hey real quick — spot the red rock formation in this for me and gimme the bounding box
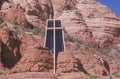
[57,52,79,73]
[11,46,53,73]
[19,35,44,56]
[74,45,110,76]
[1,72,56,79]
[52,0,77,17]
[0,37,5,70]
[55,0,120,48]
[0,0,118,49]
[0,28,21,69]
[0,0,120,79]
[0,37,2,54]
[74,0,120,47]
[0,5,27,26]
[0,0,54,28]
[57,52,88,74]
[38,0,54,19]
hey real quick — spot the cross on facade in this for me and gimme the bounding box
[44,19,65,74]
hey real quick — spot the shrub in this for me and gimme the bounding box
[0,72,7,76]
[65,36,75,42]
[113,73,120,78]
[32,27,45,37]
[0,18,4,25]
[75,40,84,48]
[88,75,98,79]
[11,20,18,25]
[13,25,45,36]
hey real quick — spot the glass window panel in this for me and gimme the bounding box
[48,20,54,27]
[55,30,64,53]
[55,20,61,27]
[45,30,54,53]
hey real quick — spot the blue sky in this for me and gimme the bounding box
[96,0,120,17]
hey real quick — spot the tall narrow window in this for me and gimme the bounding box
[44,19,65,74]
[45,19,65,54]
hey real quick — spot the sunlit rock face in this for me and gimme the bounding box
[12,0,54,22]
[0,28,21,69]
[53,0,120,48]
[11,46,53,73]
[0,0,54,28]
[75,0,120,39]
[0,0,120,79]
[0,38,5,71]
[1,0,119,44]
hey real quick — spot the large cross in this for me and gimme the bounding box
[44,19,65,74]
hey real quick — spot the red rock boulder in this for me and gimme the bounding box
[0,28,21,69]
[0,5,28,26]
[57,52,86,73]
[11,45,53,73]
[0,37,4,70]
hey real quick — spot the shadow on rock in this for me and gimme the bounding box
[1,30,22,69]
[77,59,89,74]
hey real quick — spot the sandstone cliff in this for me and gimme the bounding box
[55,0,120,48]
[0,0,120,79]
[0,0,54,28]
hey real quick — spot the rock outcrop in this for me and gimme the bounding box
[0,0,120,79]
[0,72,56,79]
[75,0,120,48]
[57,52,79,73]
[11,45,53,73]
[52,0,77,17]
[19,35,44,56]
[0,0,54,27]
[0,37,2,55]
[55,0,120,48]
[57,52,87,74]
[0,27,53,73]
[0,38,4,70]
[1,0,120,47]
[0,4,28,26]
[0,28,21,69]
[55,0,97,47]
[71,44,120,76]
